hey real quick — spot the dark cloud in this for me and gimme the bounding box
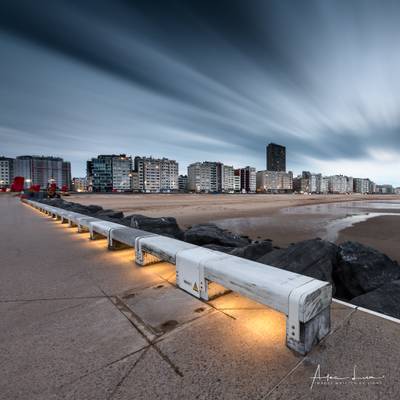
[1,0,400,183]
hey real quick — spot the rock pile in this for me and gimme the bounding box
[37,197,400,319]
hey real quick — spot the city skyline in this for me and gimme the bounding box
[1,1,400,184]
[1,149,398,188]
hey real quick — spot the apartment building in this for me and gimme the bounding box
[134,156,178,192]
[187,161,223,193]
[328,175,348,194]
[178,175,188,191]
[0,157,14,188]
[353,178,371,194]
[14,155,71,189]
[238,166,256,193]
[88,154,132,192]
[72,177,87,192]
[222,165,235,192]
[256,170,293,193]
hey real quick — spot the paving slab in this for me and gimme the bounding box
[121,281,212,335]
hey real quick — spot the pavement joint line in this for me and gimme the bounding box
[206,302,237,320]
[56,345,152,393]
[263,307,358,398]
[100,287,184,378]
[263,357,306,399]
[38,301,88,319]
[106,346,151,400]
[114,295,160,338]
[217,307,267,311]
[0,295,107,303]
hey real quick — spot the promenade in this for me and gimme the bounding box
[0,194,399,399]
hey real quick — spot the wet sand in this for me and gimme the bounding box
[68,193,399,227]
[337,215,400,262]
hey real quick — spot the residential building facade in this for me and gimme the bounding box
[375,184,394,194]
[130,171,140,191]
[233,171,241,192]
[266,143,286,172]
[0,157,14,188]
[72,177,87,192]
[178,175,188,191]
[292,171,321,193]
[237,166,256,193]
[321,177,329,193]
[187,161,223,193]
[14,156,71,189]
[134,156,178,192]
[256,170,293,193]
[346,177,354,193]
[112,155,132,191]
[88,154,132,192]
[328,175,348,194]
[222,165,235,192]
[354,178,371,194]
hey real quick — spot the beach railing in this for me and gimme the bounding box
[23,198,332,355]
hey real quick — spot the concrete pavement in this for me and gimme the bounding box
[1,194,399,399]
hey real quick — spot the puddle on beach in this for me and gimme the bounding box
[214,200,400,245]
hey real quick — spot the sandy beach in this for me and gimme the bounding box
[337,215,400,262]
[67,193,398,226]
[68,193,400,261]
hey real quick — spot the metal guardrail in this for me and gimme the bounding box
[23,199,332,355]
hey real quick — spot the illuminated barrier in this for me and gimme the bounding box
[175,246,331,354]
[135,235,197,265]
[109,227,155,250]
[87,220,152,248]
[23,199,332,355]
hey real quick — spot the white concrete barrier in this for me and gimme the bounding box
[88,220,124,240]
[135,235,197,265]
[109,226,155,250]
[23,199,332,355]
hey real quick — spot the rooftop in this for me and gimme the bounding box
[1,194,399,399]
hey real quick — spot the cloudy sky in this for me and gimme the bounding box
[1,0,400,184]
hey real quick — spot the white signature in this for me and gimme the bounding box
[310,364,385,390]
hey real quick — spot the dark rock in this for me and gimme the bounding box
[86,204,103,214]
[184,224,250,247]
[350,280,400,319]
[258,239,337,289]
[128,214,183,239]
[334,241,400,300]
[94,209,124,219]
[230,241,273,261]
[203,244,235,253]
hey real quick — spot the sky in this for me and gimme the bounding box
[1,0,400,185]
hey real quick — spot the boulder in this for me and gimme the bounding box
[334,241,400,300]
[230,241,273,261]
[128,214,183,239]
[94,209,124,219]
[350,280,400,319]
[258,239,337,289]
[203,244,235,253]
[86,204,103,214]
[184,224,250,247]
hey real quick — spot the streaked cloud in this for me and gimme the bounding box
[1,0,400,184]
